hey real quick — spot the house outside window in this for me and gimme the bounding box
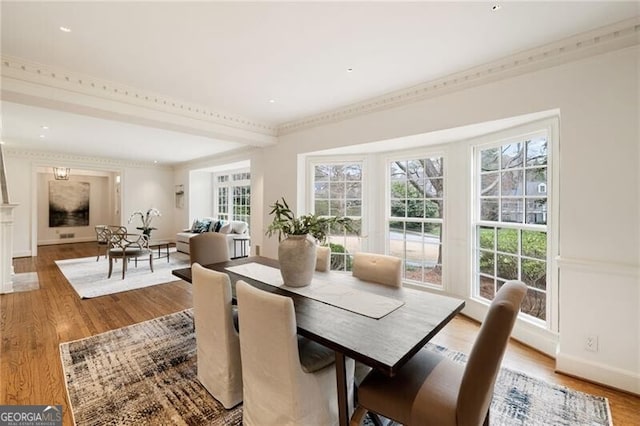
[388,156,444,286]
[474,135,549,322]
[311,162,363,271]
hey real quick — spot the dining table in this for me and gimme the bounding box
[172,256,465,426]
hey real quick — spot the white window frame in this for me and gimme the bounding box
[385,152,446,289]
[213,168,251,222]
[470,118,559,332]
[306,156,367,270]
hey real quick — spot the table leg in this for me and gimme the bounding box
[335,351,349,426]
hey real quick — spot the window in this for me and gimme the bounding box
[312,162,362,271]
[475,135,549,322]
[214,170,250,223]
[388,157,444,286]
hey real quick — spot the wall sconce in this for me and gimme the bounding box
[53,167,70,180]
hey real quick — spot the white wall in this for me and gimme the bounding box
[188,170,213,222]
[5,152,176,255]
[257,46,639,393]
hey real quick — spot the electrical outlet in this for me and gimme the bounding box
[585,335,598,352]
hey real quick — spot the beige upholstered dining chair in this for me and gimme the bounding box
[352,252,402,288]
[189,232,230,266]
[315,245,331,272]
[96,225,126,261]
[107,232,153,279]
[350,280,527,426]
[236,280,355,426]
[192,263,243,409]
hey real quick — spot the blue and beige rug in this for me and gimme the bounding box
[59,309,612,425]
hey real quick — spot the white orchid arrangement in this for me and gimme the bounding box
[128,208,161,229]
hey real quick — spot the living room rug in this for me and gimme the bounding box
[55,250,190,298]
[60,309,612,426]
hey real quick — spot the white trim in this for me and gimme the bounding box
[556,352,640,395]
[279,18,639,135]
[556,256,639,278]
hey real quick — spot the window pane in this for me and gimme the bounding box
[407,200,424,218]
[481,148,499,172]
[329,199,345,216]
[521,288,546,321]
[497,228,518,254]
[481,173,499,196]
[331,165,345,181]
[497,253,518,280]
[481,199,499,221]
[522,258,546,290]
[425,158,443,177]
[391,199,407,217]
[315,200,329,216]
[390,180,407,198]
[526,169,547,195]
[425,178,443,198]
[346,200,361,216]
[425,199,443,219]
[526,198,547,225]
[479,250,495,275]
[479,275,495,299]
[344,164,362,181]
[315,165,330,181]
[501,143,523,169]
[501,170,523,196]
[314,182,328,199]
[330,182,345,199]
[526,138,548,166]
[346,182,361,199]
[522,230,546,259]
[501,199,523,223]
[478,226,495,250]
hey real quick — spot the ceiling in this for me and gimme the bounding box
[1,1,638,165]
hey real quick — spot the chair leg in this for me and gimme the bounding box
[122,257,127,279]
[483,407,490,426]
[108,257,113,278]
[350,406,367,426]
[149,254,154,273]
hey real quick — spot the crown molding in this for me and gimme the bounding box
[278,17,640,136]
[4,146,169,170]
[1,55,277,137]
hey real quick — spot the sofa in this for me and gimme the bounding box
[176,218,250,259]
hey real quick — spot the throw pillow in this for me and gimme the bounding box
[213,220,223,233]
[219,222,232,234]
[193,219,212,233]
[232,221,248,234]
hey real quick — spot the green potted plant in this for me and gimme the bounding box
[266,198,357,286]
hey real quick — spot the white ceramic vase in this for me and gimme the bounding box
[278,234,317,287]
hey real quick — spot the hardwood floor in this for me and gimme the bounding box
[1,242,639,425]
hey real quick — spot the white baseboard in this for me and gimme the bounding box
[38,237,95,246]
[556,352,640,395]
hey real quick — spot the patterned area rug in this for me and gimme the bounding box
[60,310,612,426]
[55,250,190,298]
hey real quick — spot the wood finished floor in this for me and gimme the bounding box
[1,242,639,425]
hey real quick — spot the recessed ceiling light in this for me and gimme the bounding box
[0,141,5,145]
[59,26,72,33]
[39,134,45,138]
[41,125,49,130]
[491,4,501,11]
[153,160,158,164]
[347,68,354,73]
[269,99,276,104]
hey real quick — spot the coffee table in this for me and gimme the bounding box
[148,240,173,262]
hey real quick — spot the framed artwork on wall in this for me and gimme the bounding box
[49,181,90,227]
[175,184,184,209]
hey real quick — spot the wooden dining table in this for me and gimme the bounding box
[172,256,465,426]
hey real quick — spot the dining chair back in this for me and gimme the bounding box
[350,280,527,426]
[189,232,230,266]
[95,225,109,261]
[192,263,242,408]
[107,232,153,279]
[236,280,354,426]
[352,252,402,287]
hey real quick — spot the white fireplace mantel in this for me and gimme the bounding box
[1,203,19,294]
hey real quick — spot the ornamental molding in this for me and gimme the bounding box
[278,17,640,135]
[4,147,168,170]
[1,56,277,137]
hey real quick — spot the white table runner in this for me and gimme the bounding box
[226,262,404,319]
